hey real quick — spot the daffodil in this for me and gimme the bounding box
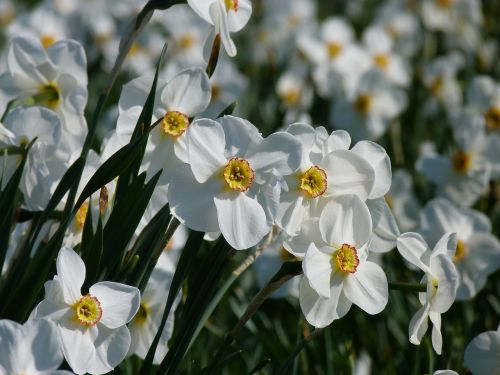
[464,325,500,375]
[299,195,388,328]
[34,247,140,374]
[396,232,459,354]
[0,318,73,375]
[168,115,302,250]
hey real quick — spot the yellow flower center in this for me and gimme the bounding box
[73,295,102,326]
[224,0,238,12]
[132,302,149,326]
[326,42,343,59]
[40,34,56,49]
[211,83,221,102]
[75,202,89,231]
[279,247,297,262]
[223,157,255,192]
[373,53,390,70]
[385,195,394,210]
[453,239,467,263]
[430,76,444,96]
[354,93,372,114]
[178,34,195,49]
[436,0,453,8]
[162,111,189,137]
[299,166,328,198]
[484,107,500,131]
[333,244,359,274]
[36,82,61,109]
[281,89,301,107]
[128,41,141,57]
[452,151,473,174]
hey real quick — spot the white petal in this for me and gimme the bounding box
[408,304,430,345]
[214,192,269,250]
[0,319,23,373]
[56,247,85,304]
[343,261,388,314]
[321,150,375,201]
[432,232,458,259]
[226,0,252,32]
[367,198,400,253]
[299,275,351,328]
[162,68,211,116]
[303,244,334,298]
[396,232,432,273]
[429,255,458,313]
[327,130,351,152]
[351,141,391,199]
[319,195,372,248]
[464,329,500,375]
[219,115,262,157]
[187,0,216,24]
[89,282,140,329]
[187,119,227,183]
[276,192,305,236]
[283,218,322,258]
[87,326,131,375]
[429,311,442,355]
[58,322,96,375]
[25,319,64,371]
[210,2,236,57]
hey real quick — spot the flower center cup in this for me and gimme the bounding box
[36,82,61,109]
[162,111,190,137]
[453,239,468,263]
[333,244,359,274]
[40,34,56,49]
[436,0,453,8]
[299,166,327,198]
[484,107,500,131]
[326,42,343,59]
[74,295,102,327]
[430,76,444,95]
[133,303,149,326]
[178,34,194,49]
[373,53,390,70]
[224,0,238,12]
[223,157,255,192]
[452,151,473,174]
[354,93,372,114]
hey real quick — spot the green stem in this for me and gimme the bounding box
[389,282,427,293]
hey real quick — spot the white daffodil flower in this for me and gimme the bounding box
[34,247,140,375]
[421,0,482,34]
[300,195,389,328]
[115,67,211,186]
[187,0,252,57]
[0,318,73,375]
[0,36,88,153]
[0,107,69,210]
[331,69,407,141]
[396,232,459,354]
[168,115,302,250]
[128,254,180,364]
[277,123,376,238]
[362,26,410,87]
[418,198,500,300]
[417,112,493,206]
[464,325,500,375]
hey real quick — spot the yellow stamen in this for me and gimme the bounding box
[132,303,149,326]
[373,53,390,70]
[223,157,255,192]
[333,244,359,274]
[281,89,301,107]
[73,295,102,327]
[484,107,500,131]
[326,42,343,59]
[452,151,473,174]
[178,34,194,49]
[224,0,238,11]
[40,35,56,49]
[299,166,328,198]
[162,111,189,137]
[128,41,141,57]
[36,82,61,110]
[453,239,467,263]
[354,93,372,114]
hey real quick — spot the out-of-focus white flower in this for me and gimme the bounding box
[466,75,500,132]
[34,247,140,374]
[168,116,302,250]
[187,0,252,57]
[464,325,500,375]
[0,318,73,375]
[331,69,407,141]
[299,195,388,328]
[421,0,482,34]
[362,26,410,87]
[0,37,88,153]
[418,198,500,300]
[417,112,493,206]
[433,371,459,375]
[128,254,180,364]
[276,62,314,118]
[396,232,459,354]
